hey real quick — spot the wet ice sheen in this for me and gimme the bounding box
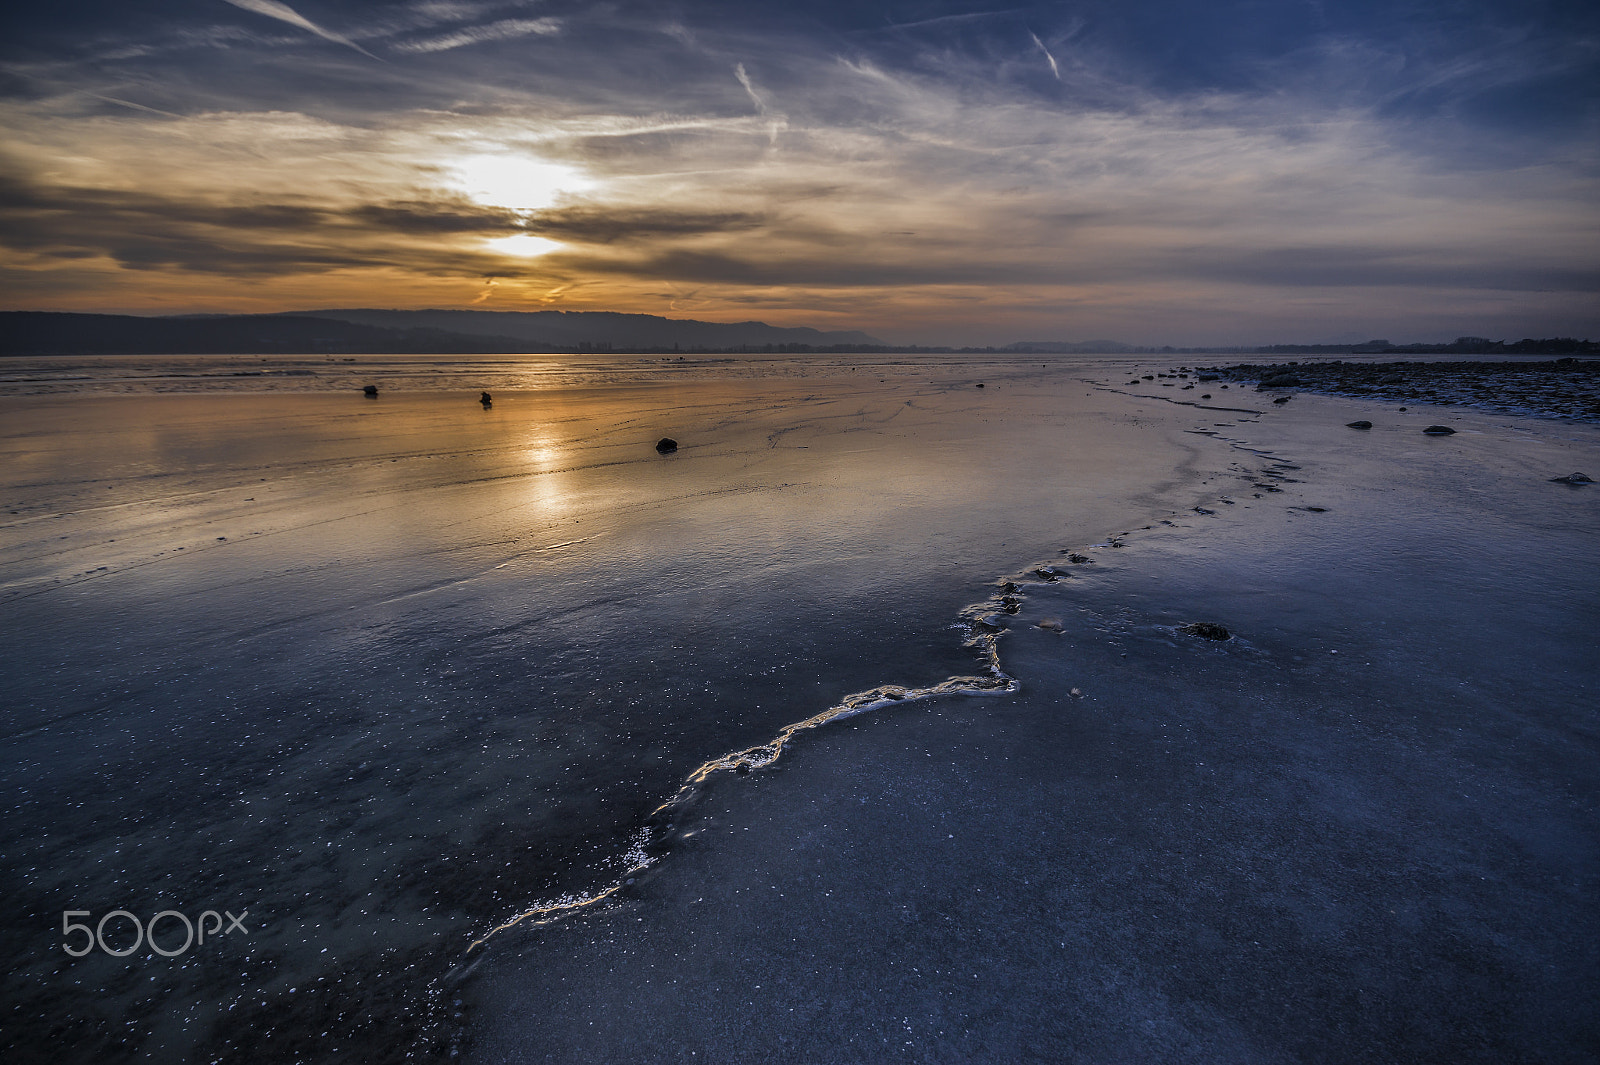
[469,390,1600,1065]
[1,354,1223,1063]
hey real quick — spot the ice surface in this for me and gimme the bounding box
[2,355,1234,1062]
[466,392,1600,1063]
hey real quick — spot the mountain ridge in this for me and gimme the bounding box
[0,309,885,356]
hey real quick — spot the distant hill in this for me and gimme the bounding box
[0,309,884,356]
[293,309,883,350]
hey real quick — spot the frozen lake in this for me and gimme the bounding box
[1,353,1595,1062]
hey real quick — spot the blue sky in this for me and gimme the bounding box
[1,0,1595,343]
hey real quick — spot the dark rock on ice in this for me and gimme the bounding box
[1549,472,1593,484]
[1346,420,1373,429]
[1180,621,1232,641]
[975,382,985,388]
[1200,394,1211,399]
[362,385,378,397]
[1422,425,1456,435]
[655,438,679,453]
[1273,395,1292,404]
[480,392,493,406]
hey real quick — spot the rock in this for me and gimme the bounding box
[1200,394,1211,399]
[1346,420,1372,429]
[972,614,1009,633]
[1063,553,1091,564]
[1422,425,1456,435]
[480,391,493,406]
[655,438,679,453]
[1036,617,1064,632]
[1179,621,1231,641]
[1273,395,1291,404]
[1197,374,1219,381]
[1033,567,1067,582]
[1397,406,1407,412]
[362,385,378,397]
[1550,472,1593,484]
[975,382,985,388]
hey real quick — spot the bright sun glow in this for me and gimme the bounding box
[486,233,563,257]
[449,153,593,211]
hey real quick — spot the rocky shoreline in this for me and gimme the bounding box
[1212,358,1600,422]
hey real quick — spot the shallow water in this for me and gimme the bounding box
[2,354,1245,1062]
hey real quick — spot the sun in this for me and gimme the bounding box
[449,153,593,212]
[485,233,564,257]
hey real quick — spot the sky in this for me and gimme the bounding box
[0,0,1596,345]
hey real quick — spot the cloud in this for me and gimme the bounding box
[349,200,525,233]
[393,18,561,55]
[733,63,766,114]
[1,0,1595,340]
[220,0,379,59]
[732,63,784,145]
[524,207,765,244]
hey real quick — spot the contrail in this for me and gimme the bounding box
[221,0,380,59]
[84,93,184,119]
[882,8,1027,32]
[1030,31,1061,81]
